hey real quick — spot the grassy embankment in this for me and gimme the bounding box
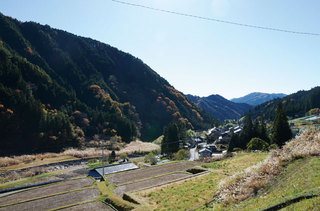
[131,152,267,210]
[202,129,320,210]
[212,156,320,210]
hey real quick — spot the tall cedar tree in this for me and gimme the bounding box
[272,102,292,146]
[228,133,240,152]
[259,115,269,143]
[239,113,254,149]
[161,121,186,154]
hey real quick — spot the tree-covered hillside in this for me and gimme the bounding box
[251,86,320,120]
[187,94,252,120]
[0,13,214,155]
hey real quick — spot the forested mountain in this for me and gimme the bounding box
[251,87,320,120]
[0,13,214,155]
[231,92,286,106]
[187,94,252,120]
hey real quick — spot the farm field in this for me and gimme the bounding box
[114,172,193,197]
[107,161,199,186]
[61,201,114,210]
[0,172,111,210]
[0,188,100,211]
[0,178,92,205]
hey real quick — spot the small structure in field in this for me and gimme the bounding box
[89,162,139,180]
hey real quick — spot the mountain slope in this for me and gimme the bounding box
[0,14,214,155]
[187,94,252,120]
[251,87,320,120]
[231,92,286,106]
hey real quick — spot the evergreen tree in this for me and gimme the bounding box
[259,115,269,143]
[161,120,186,154]
[239,113,254,149]
[228,133,240,152]
[253,119,260,138]
[272,103,292,146]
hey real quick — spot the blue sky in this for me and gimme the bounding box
[2,0,320,99]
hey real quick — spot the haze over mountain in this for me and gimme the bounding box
[251,87,320,120]
[187,94,252,120]
[231,92,287,106]
[0,13,214,155]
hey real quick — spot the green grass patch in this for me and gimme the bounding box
[0,170,62,190]
[96,180,135,210]
[202,152,268,175]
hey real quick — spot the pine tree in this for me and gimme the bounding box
[272,103,292,146]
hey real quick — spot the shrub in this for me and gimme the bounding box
[174,149,188,160]
[144,152,157,165]
[247,137,269,151]
[268,143,278,150]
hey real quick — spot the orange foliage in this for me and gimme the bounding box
[116,106,123,117]
[26,46,33,54]
[89,84,101,93]
[192,109,204,121]
[184,99,193,108]
[0,40,3,45]
[6,108,14,115]
[82,118,90,126]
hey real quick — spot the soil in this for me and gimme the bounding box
[106,161,199,185]
[114,172,192,197]
[0,178,93,206]
[0,188,99,211]
[61,201,114,211]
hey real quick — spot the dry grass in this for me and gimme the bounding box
[0,140,159,168]
[118,140,160,154]
[216,129,320,205]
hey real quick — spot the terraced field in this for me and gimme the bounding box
[107,161,199,186]
[0,177,111,211]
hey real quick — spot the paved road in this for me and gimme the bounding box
[189,147,199,161]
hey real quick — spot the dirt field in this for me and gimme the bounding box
[0,188,99,211]
[61,201,113,211]
[107,161,199,185]
[0,178,93,206]
[114,172,192,197]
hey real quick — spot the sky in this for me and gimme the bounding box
[1,0,320,99]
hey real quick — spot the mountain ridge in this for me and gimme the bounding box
[187,94,252,120]
[231,92,286,106]
[250,87,320,120]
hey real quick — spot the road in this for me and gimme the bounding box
[189,147,199,161]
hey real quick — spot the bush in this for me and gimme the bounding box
[247,137,269,151]
[268,143,278,150]
[144,152,157,165]
[174,149,188,160]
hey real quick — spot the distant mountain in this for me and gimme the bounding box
[231,92,287,106]
[187,94,253,120]
[0,13,215,155]
[251,87,320,120]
